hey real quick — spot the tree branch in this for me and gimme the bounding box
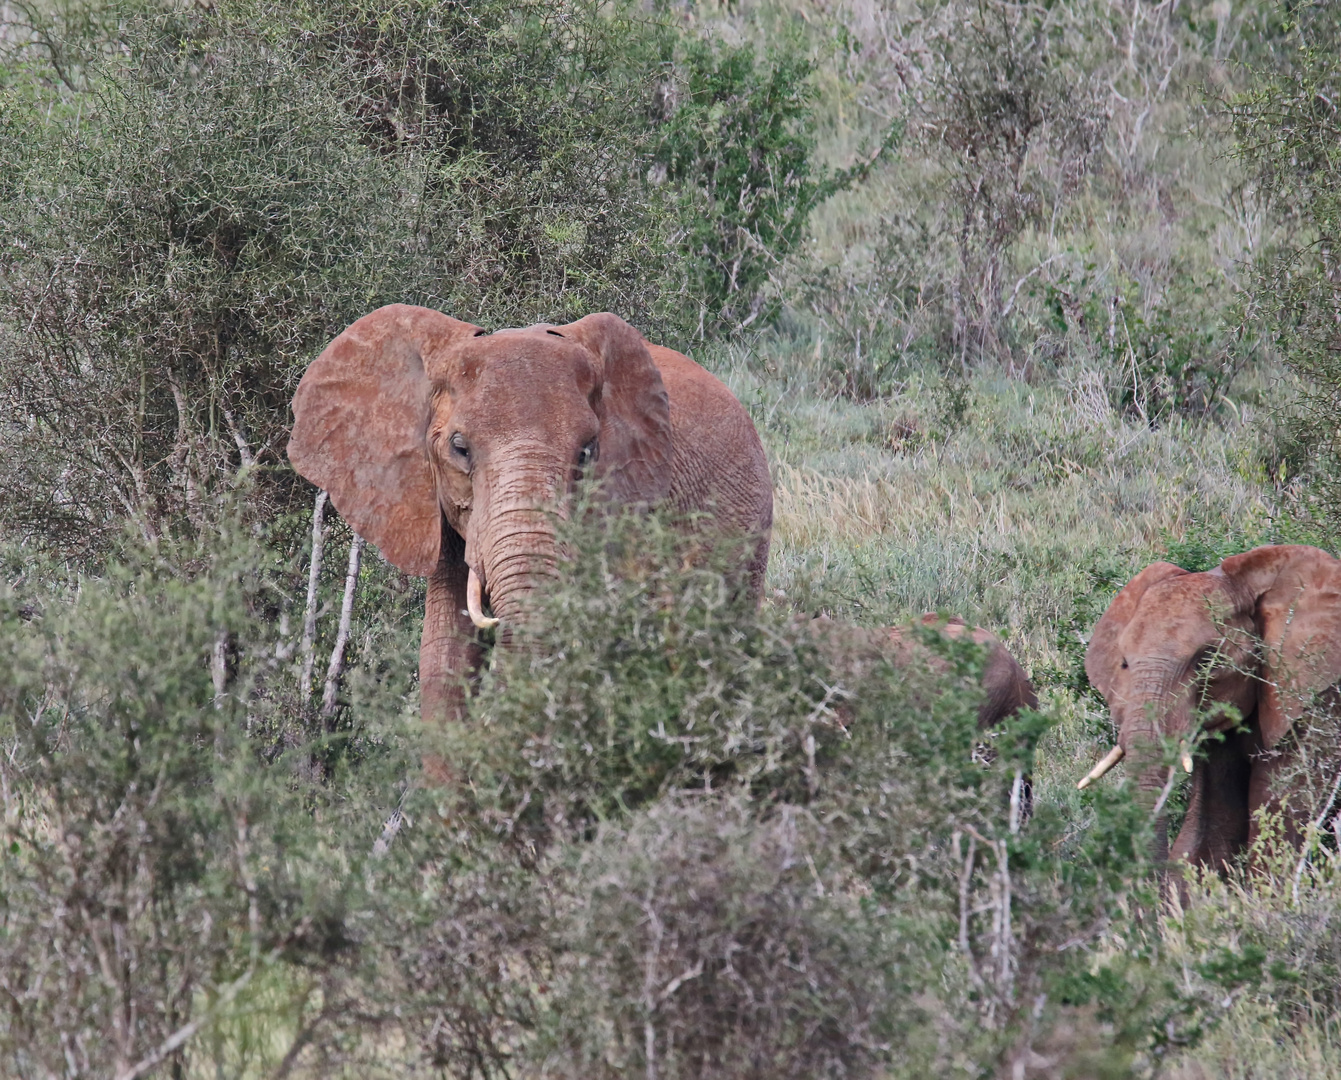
[321,534,364,720]
[299,491,327,700]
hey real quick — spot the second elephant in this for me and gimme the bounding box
[810,612,1038,733]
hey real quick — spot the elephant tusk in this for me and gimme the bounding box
[1181,748,1194,774]
[466,567,499,631]
[1077,745,1125,790]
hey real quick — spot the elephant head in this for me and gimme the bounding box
[287,304,674,628]
[1082,544,1341,866]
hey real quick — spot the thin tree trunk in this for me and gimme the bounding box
[211,632,228,706]
[221,403,255,469]
[299,491,327,700]
[321,534,364,721]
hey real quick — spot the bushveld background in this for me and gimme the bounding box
[2,0,1341,1076]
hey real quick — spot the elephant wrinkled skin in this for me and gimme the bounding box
[288,305,773,724]
[1083,544,1341,874]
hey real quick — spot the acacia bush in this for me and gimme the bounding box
[0,506,1207,1077]
[651,36,867,339]
[0,530,398,1078]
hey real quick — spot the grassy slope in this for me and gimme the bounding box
[683,3,1330,1058]
[709,337,1271,883]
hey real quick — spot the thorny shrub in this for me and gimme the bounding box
[0,504,1261,1078]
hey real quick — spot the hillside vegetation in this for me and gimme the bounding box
[1,0,1340,1077]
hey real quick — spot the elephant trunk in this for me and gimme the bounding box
[459,448,569,636]
[474,507,561,632]
[1121,663,1189,866]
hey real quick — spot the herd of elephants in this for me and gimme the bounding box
[288,305,1341,883]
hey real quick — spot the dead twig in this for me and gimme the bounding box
[299,491,327,700]
[321,534,364,720]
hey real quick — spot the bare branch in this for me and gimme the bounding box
[1292,763,1341,904]
[211,631,228,708]
[221,403,255,470]
[1150,765,1178,820]
[299,491,327,700]
[953,830,985,993]
[321,534,364,720]
[1000,253,1062,321]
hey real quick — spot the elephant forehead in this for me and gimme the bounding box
[451,335,597,402]
[479,332,595,378]
[1124,574,1237,653]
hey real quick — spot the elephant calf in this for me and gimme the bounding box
[809,613,1038,802]
[1081,544,1341,874]
[288,306,773,724]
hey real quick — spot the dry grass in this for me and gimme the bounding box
[713,355,1281,671]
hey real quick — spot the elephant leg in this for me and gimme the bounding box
[745,529,771,607]
[1247,729,1309,856]
[420,524,483,731]
[1172,729,1253,873]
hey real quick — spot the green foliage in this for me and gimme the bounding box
[1161,511,1335,573]
[1108,271,1250,421]
[0,530,397,1077]
[652,35,869,339]
[1231,0,1341,526]
[793,211,942,399]
[539,796,923,1080]
[925,0,1106,364]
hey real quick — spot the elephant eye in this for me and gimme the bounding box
[1120,659,1128,669]
[449,433,470,461]
[576,440,598,469]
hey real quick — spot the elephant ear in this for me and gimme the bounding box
[1221,545,1341,748]
[288,304,483,577]
[555,312,674,505]
[1085,561,1189,698]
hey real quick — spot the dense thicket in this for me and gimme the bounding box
[1230,0,1341,523]
[0,508,1235,1078]
[0,0,832,560]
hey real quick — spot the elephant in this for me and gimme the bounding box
[1081,544,1341,874]
[287,305,773,724]
[809,613,1039,811]
[887,614,1038,733]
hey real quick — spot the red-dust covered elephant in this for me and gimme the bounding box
[288,306,773,723]
[1081,545,1341,873]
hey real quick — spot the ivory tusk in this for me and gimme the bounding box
[1077,745,1125,790]
[1181,749,1194,774]
[466,567,499,630]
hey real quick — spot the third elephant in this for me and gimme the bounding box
[1081,544,1341,874]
